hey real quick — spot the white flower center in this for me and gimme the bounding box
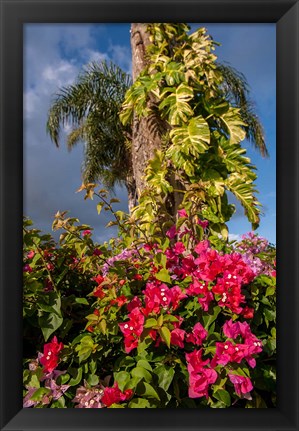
[162,297,167,302]
[124,324,129,329]
[129,326,134,331]
[235,347,239,351]
[224,345,229,350]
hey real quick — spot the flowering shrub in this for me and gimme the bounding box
[23,195,276,408]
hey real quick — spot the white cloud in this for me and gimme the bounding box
[228,233,242,242]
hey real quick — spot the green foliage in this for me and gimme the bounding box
[121,23,263,234]
[23,199,276,409]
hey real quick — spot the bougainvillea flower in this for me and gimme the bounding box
[173,241,186,255]
[27,250,35,259]
[170,285,187,310]
[82,230,92,236]
[186,349,217,399]
[188,367,218,399]
[185,349,209,374]
[177,209,188,218]
[228,374,253,399]
[72,383,105,408]
[39,336,64,373]
[143,282,171,315]
[110,295,127,307]
[127,296,142,313]
[186,279,214,312]
[242,306,254,319]
[170,328,186,348]
[23,264,32,273]
[102,383,133,407]
[119,307,144,353]
[186,322,208,346]
[166,224,177,239]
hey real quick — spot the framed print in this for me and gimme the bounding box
[0,0,298,430]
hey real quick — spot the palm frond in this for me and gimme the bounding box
[217,63,268,157]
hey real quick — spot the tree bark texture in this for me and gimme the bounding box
[130,23,164,198]
[130,23,185,218]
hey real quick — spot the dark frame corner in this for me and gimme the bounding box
[0,1,298,430]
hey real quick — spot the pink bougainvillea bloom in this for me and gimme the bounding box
[39,336,64,373]
[185,349,209,374]
[186,322,208,346]
[210,341,235,367]
[143,281,171,315]
[188,367,218,399]
[127,296,142,313]
[186,279,214,312]
[72,382,105,408]
[228,374,253,399]
[170,285,187,310]
[177,208,188,218]
[27,250,35,259]
[110,295,127,307]
[23,264,32,273]
[102,383,133,407]
[93,248,102,256]
[170,328,186,348]
[82,230,92,236]
[186,349,217,399]
[166,224,177,239]
[242,306,255,319]
[197,219,208,229]
[173,241,186,255]
[119,307,144,353]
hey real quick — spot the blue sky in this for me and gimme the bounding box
[23,23,276,244]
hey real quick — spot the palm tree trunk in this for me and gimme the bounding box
[126,174,137,212]
[130,23,185,218]
[130,23,163,197]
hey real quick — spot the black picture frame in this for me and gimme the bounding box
[0,0,298,430]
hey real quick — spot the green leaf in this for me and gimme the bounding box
[155,268,171,284]
[159,83,194,125]
[109,403,125,408]
[136,381,160,401]
[128,398,151,408]
[144,318,158,329]
[96,202,104,215]
[202,306,221,330]
[265,286,276,297]
[263,307,276,322]
[86,374,99,386]
[219,107,246,145]
[153,365,175,391]
[29,387,51,402]
[214,389,231,406]
[38,313,63,342]
[125,376,142,391]
[137,360,153,372]
[169,115,210,158]
[114,371,131,391]
[131,366,152,383]
[75,297,89,305]
[159,326,171,348]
